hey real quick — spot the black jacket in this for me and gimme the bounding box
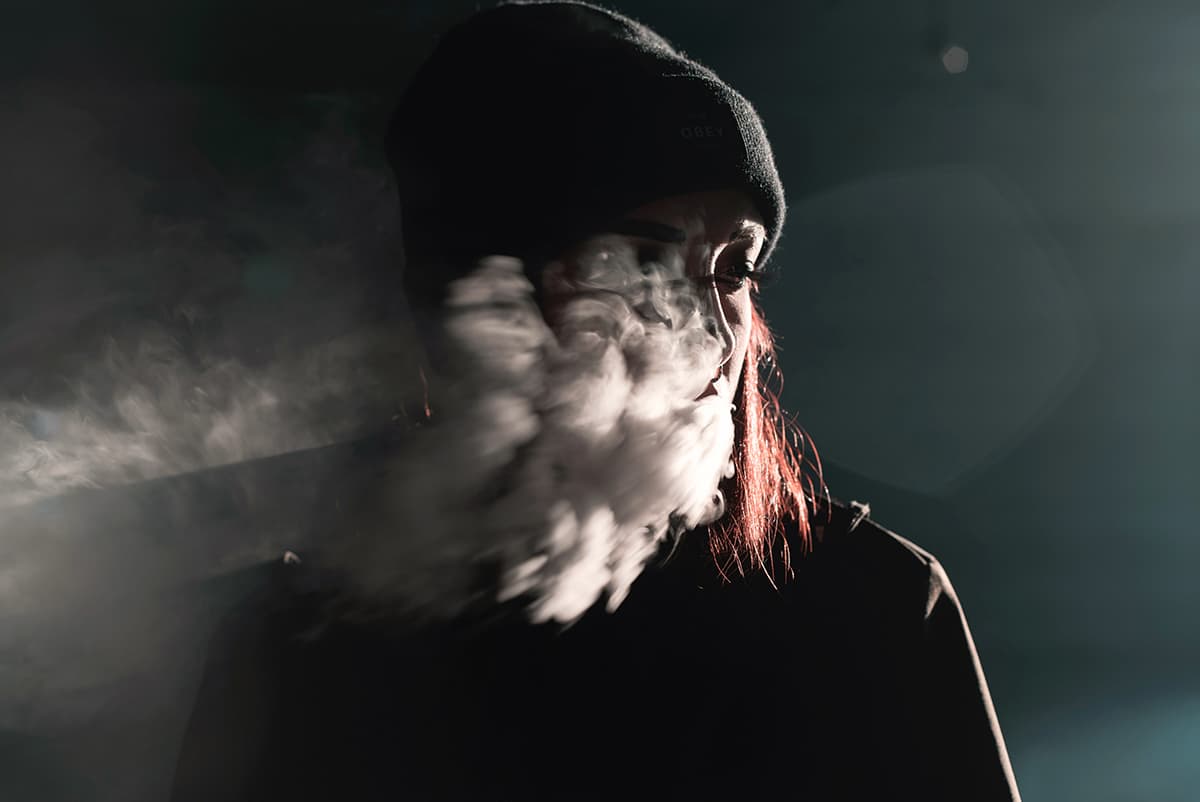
[169,497,1021,801]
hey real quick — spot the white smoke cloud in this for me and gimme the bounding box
[0,239,734,740]
[0,239,734,631]
[325,235,736,624]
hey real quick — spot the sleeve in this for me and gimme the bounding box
[916,557,1023,802]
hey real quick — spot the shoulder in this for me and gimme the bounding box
[798,496,957,622]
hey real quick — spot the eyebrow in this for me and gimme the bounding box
[606,218,766,245]
[730,222,766,242]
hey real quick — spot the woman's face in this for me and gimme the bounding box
[545,189,766,406]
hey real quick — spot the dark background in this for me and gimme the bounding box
[2,1,1198,800]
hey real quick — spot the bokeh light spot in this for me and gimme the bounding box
[942,45,969,74]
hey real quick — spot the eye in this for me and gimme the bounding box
[713,259,763,292]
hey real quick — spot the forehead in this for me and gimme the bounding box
[622,189,765,242]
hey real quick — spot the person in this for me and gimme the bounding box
[169,2,1022,800]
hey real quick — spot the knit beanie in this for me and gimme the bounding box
[385,0,786,311]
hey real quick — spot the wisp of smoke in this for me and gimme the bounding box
[0,324,415,511]
[0,226,733,740]
[326,234,736,624]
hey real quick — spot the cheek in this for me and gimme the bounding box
[724,292,753,372]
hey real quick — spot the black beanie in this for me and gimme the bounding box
[386,0,786,310]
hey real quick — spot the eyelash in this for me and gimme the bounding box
[713,260,769,291]
[634,243,773,292]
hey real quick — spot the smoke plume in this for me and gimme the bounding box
[325,235,735,624]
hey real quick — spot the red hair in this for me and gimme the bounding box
[706,300,826,583]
